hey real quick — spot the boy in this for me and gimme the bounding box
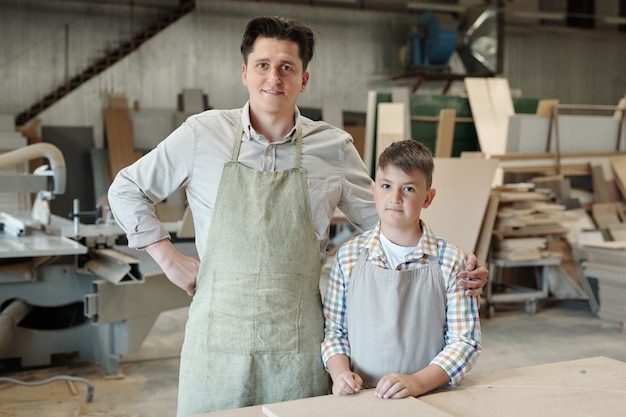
[322,140,481,400]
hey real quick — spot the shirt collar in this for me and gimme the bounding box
[360,220,439,260]
[240,101,300,143]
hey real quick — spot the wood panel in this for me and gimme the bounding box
[104,107,137,179]
[465,77,514,157]
[262,389,452,417]
[421,357,626,417]
[375,102,406,163]
[420,158,499,254]
[435,109,456,158]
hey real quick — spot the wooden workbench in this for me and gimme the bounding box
[192,356,626,417]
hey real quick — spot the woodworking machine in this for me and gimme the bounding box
[0,143,191,375]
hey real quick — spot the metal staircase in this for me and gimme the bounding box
[15,0,196,127]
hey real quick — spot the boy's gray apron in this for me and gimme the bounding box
[346,250,447,388]
[177,124,328,416]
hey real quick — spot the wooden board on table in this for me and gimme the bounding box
[262,389,452,417]
[421,357,626,417]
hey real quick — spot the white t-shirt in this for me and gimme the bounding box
[379,231,416,270]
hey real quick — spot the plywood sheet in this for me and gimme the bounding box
[465,77,513,157]
[104,108,137,179]
[474,192,499,265]
[262,389,452,417]
[392,86,412,141]
[364,90,379,175]
[536,98,559,117]
[375,102,406,163]
[435,109,456,158]
[420,357,626,417]
[610,154,626,198]
[509,114,623,154]
[421,158,499,253]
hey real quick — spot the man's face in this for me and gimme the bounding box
[242,36,309,118]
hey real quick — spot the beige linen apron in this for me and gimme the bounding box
[176,125,328,417]
[346,250,447,388]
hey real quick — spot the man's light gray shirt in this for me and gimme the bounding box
[107,102,378,260]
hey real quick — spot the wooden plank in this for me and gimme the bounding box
[465,77,513,157]
[591,163,610,203]
[435,109,456,158]
[375,102,406,163]
[104,108,137,179]
[392,86,412,141]
[487,77,515,131]
[364,90,380,176]
[474,192,499,265]
[610,154,626,198]
[421,158,499,253]
[262,389,452,417]
[535,99,559,117]
[421,357,626,417]
[592,202,622,230]
[465,77,498,156]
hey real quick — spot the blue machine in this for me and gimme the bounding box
[405,11,458,70]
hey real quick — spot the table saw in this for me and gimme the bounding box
[0,142,192,375]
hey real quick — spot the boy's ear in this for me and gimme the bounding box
[423,188,436,209]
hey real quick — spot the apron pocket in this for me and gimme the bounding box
[207,273,302,354]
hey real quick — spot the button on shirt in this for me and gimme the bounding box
[107,102,378,260]
[321,221,482,385]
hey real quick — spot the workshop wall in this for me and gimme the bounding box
[1,0,625,149]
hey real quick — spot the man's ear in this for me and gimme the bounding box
[301,71,310,92]
[423,188,436,209]
[241,64,247,86]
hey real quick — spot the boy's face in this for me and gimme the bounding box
[242,36,309,119]
[371,165,435,233]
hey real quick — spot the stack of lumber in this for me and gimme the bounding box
[580,241,626,325]
[492,187,571,260]
[488,185,589,300]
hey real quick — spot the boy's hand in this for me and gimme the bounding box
[374,373,415,399]
[331,370,363,395]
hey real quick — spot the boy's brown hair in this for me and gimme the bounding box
[377,140,434,189]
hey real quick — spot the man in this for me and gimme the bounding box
[108,16,488,417]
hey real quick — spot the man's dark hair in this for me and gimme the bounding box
[378,140,435,189]
[240,16,315,70]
